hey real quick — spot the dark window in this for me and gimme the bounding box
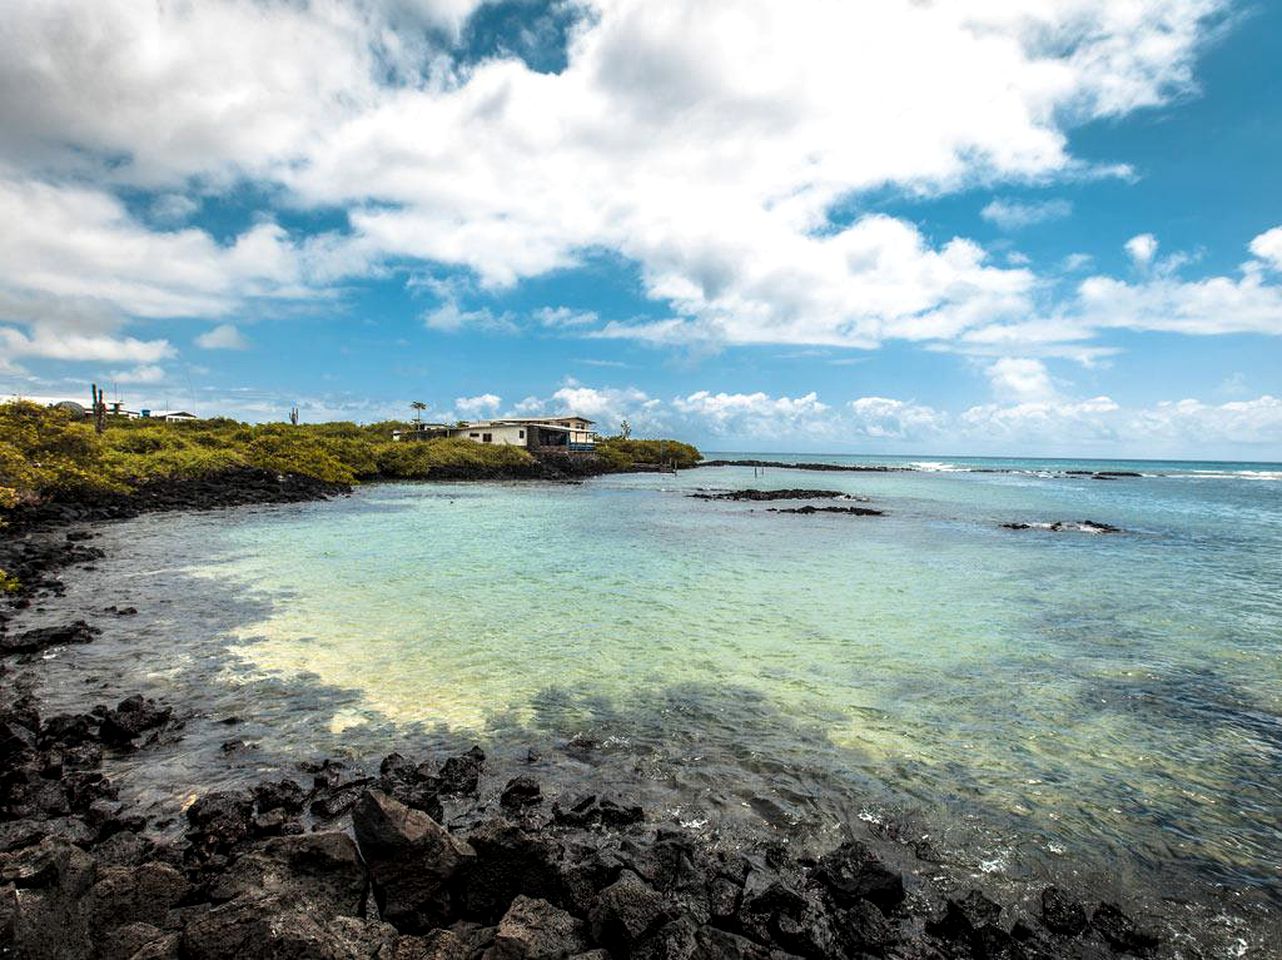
[469,432,479,438]
[519,430,525,438]
[482,433,492,443]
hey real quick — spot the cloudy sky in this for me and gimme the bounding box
[2,0,1280,457]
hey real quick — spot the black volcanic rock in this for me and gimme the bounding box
[500,776,543,811]
[589,869,670,954]
[98,695,171,746]
[813,840,905,912]
[767,505,884,516]
[251,778,307,815]
[439,744,486,796]
[1,620,100,655]
[1092,901,1160,953]
[490,895,588,960]
[352,789,474,932]
[1041,885,1087,936]
[689,488,849,501]
[185,791,254,855]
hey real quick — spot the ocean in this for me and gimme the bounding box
[22,454,1282,945]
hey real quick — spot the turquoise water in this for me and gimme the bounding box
[22,455,1282,931]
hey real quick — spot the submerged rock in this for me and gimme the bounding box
[688,488,849,501]
[767,505,884,516]
[500,776,543,811]
[1002,519,1122,533]
[1,620,100,656]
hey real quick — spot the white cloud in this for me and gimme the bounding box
[981,198,1072,231]
[108,364,167,384]
[0,326,174,364]
[534,306,599,328]
[0,0,1236,361]
[672,390,830,439]
[1125,233,1158,266]
[456,392,501,415]
[1249,227,1282,272]
[847,397,944,439]
[985,357,1057,403]
[150,193,199,223]
[195,323,249,350]
[509,382,1282,454]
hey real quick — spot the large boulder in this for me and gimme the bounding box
[1040,886,1087,936]
[186,791,255,855]
[378,754,444,821]
[812,841,904,912]
[588,869,670,955]
[181,895,398,960]
[90,861,191,936]
[439,746,486,796]
[98,695,172,746]
[353,790,474,932]
[1092,902,1160,954]
[485,896,587,960]
[209,832,368,917]
[0,837,98,960]
[461,819,564,924]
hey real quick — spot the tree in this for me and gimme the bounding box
[619,418,632,439]
[410,401,427,424]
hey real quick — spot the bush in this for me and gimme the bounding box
[0,402,699,508]
[596,437,702,470]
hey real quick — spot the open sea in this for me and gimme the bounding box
[18,453,1282,951]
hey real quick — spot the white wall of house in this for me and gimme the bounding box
[451,424,529,446]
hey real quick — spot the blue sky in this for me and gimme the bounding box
[0,0,1280,457]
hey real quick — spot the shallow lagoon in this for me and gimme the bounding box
[22,457,1282,934]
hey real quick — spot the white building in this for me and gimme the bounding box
[394,415,597,453]
[452,416,596,452]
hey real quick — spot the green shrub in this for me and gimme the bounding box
[0,402,699,508]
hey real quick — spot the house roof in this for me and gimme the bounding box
[491,415,595,425]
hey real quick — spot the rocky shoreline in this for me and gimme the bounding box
[0,476,1266,959]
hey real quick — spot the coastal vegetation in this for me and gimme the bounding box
[0,401,700,509]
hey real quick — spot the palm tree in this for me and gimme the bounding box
[410,401,427,424]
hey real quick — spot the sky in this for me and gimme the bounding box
[1,0,1280,458]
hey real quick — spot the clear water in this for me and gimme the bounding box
[16,455,1282,941]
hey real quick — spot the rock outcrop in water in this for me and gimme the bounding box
[768,505,885,516]
[0,681,1173,960]
[1001,520,1122,534]
[688,489,853,501]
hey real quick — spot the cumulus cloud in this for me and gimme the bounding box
[195,323,249,350]
[108,364,167,384]
[456,392,501,415]
[985,357,1057,403]
[0,0,1240,364]
[0,326,174,364]
[981,198,1072,231]
[1249,227,1282,272]
[847,397,944,440]
[512,379,1282,454]
[1125,233,1159,266]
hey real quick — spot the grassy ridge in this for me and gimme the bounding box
[0,401,700,509]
